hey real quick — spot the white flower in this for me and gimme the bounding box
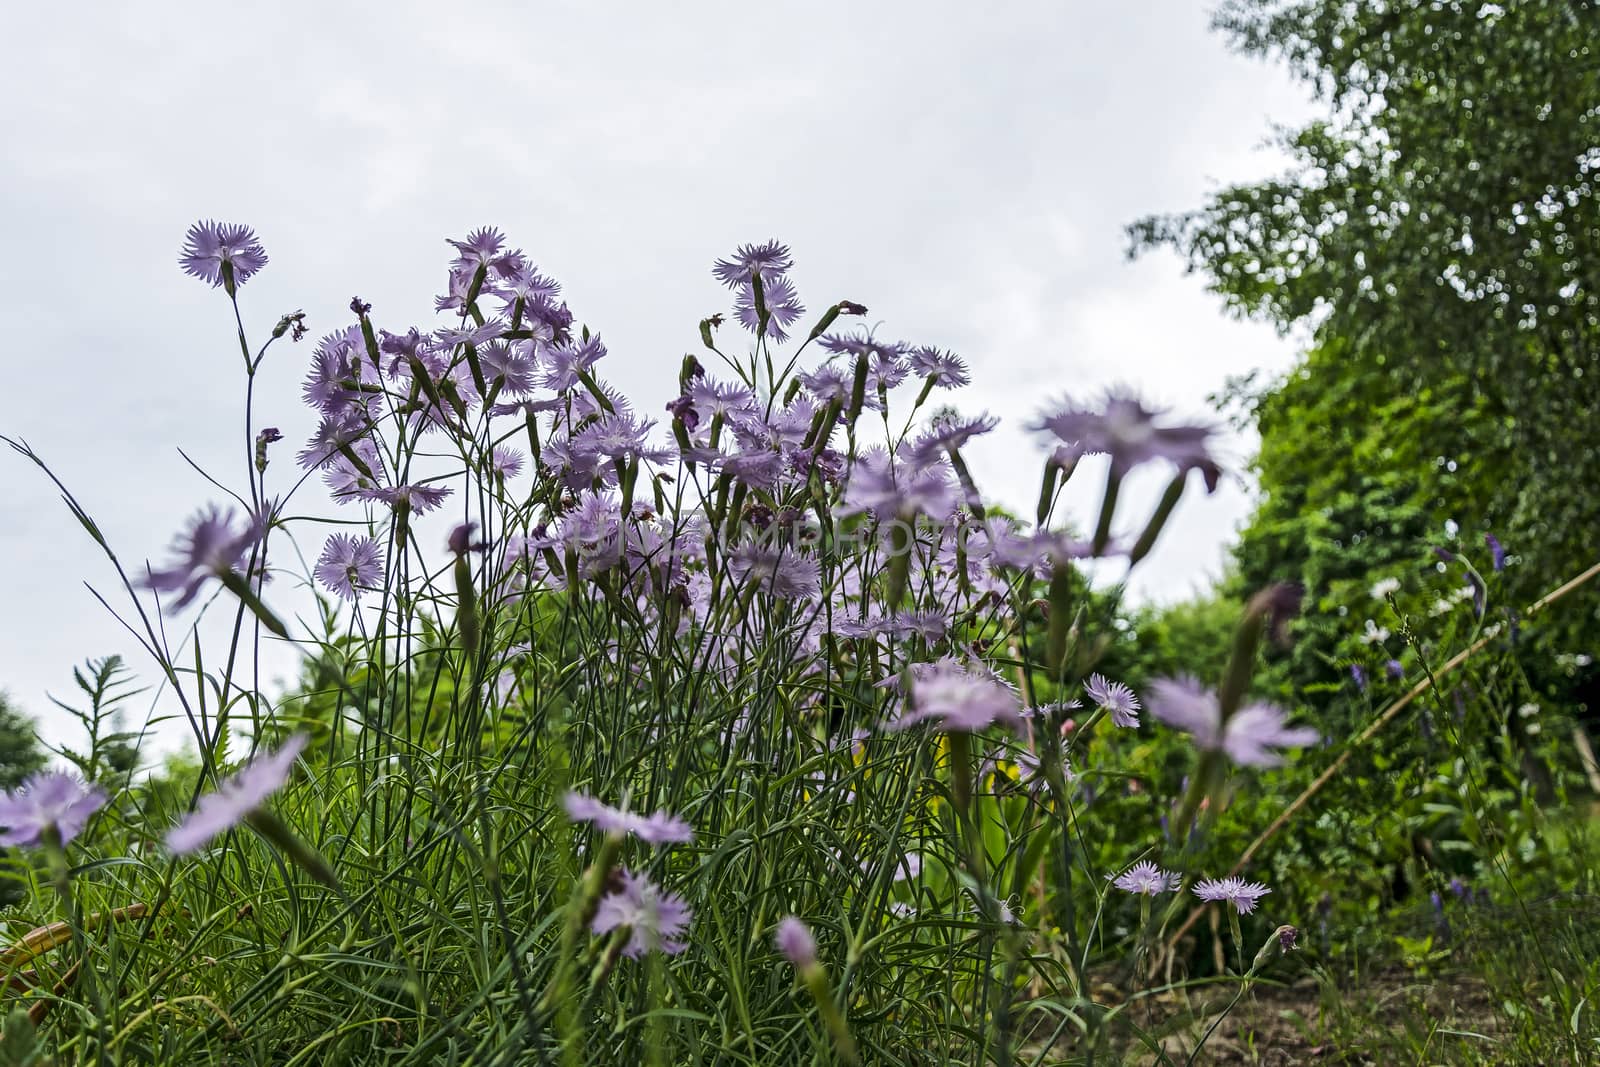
[1370,577,1401,599]
[1517,702,1540,718]
[1360,619,1390,645]
[1526,722,1542,736]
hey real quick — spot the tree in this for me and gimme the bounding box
[1132,0,1600,695]
[0,691,45,790]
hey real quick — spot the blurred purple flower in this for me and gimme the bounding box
[775,916,818,967]
[840,448,958,521]
[1385,659,1405,680]
[1147,677,1318,767]
[563,791,693,845]
[142,505,265,609]
[1034,389,1219,488]
[315,533,384,602]
[167,735,309,854]
[796,364,854,402]
[1194,876,1271,915]
[1112,860,1178,896]
[886,658,1024,734]
[592,869,693,957]
[362,483,453,515]
[1085,673,1141,728]
[907,413,999,465]
[729,544,821,602]
[447,522,487,555]
[819,331,905,364]
[1350,664,1367,691]
[1485,533,1506,571]
[0,772,106,847]
[688,379,757,420]
[179,221,268,288]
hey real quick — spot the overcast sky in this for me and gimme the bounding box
[0,2,1315,749]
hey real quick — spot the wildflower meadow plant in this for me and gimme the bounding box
[0,223,1326,1063]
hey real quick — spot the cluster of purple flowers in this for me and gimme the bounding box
[1111,861,1273,916]
[148,221,1327,977]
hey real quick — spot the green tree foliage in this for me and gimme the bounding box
[0,691,45,792]
[1131,0,1600,694]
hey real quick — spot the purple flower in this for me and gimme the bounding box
[435,320,507,349]
[446,227,519,276]
[142,505,265,609]
[179,221,268,288]
[1350,664,1367,692]
[775,916,818,968]
[735,275,806,342]
[907,413,999,466]
[448,522,487,555]
[886,658,1024,734]
[1112,860,1178,896]
[1385,659,1405,680]
[571,412,672,465]
[721,449,787,491]
[796,364,854,402]
[500,261,562,307]
[480,342,540,395]
[541,336,609,392]
[729,544,821,602]
[167,735,309,854]
[1034,389,1219,488]
[491,447,525,479]
[1193,876,1271,915]
[563,792,693,846]
[297,409,372,471]
[689,379,758,420]
[314,533,384,602]
[665,393,701,431]
[712,240,793,288]
[840,448,958,521]
[1085,673,1141,728]
[1485,533,1506,571]
[301,330,379,417]
[1147,677,1318,767]
[818,331,905,364]
[362,483,454,515]
[591,869,693,958]
[907,346,970,387]
[0,772,107,847]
